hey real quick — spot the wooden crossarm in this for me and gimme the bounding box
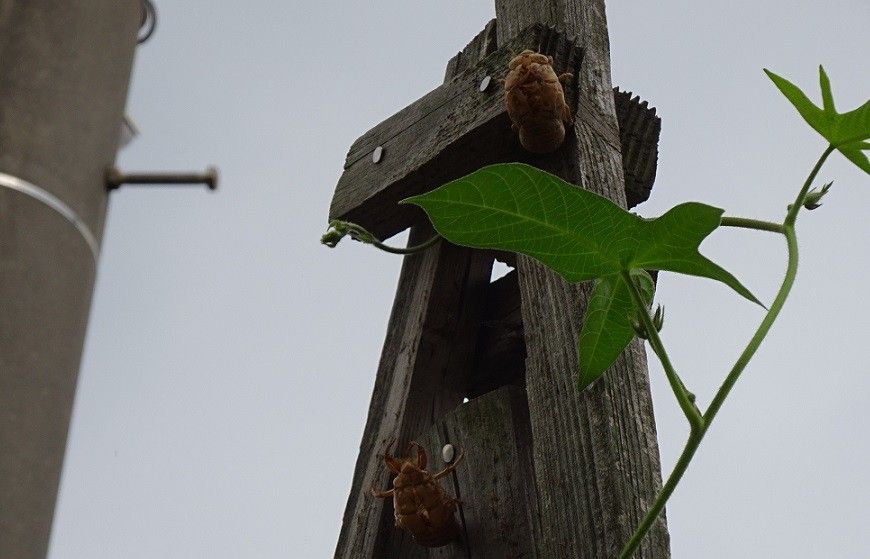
[329,24,583,241]
[329,23,661,242]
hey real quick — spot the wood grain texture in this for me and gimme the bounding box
[333,29,500,558]
[329,33,658,242]
[469,270,525,399]
[614,88,660,208]
[416,386,539,559]
[332,224,493,559]
[495,1,671,558]
[334,8,667,557]
[329,24,584,241]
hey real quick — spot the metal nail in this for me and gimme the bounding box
[106,166,218,191]
[372,146,384,163]
[442,444,455,464]
[479,75,492,92]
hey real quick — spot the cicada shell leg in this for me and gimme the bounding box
[370,485,395,499]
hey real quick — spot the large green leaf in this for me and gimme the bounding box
[403,163,759,304]
[578,270,654,389]
[765,66,870,174]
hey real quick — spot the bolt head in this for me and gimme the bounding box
[479,75,492,92]
[205,165,219,191]
[441,444,455,464]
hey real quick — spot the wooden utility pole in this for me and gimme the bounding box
[331,1,670,557]
[0,3,141,557]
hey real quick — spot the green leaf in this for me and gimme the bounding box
[403,163,760,304]
[819,66,835,114]
[578,270,654,389]
[765,66,870,175]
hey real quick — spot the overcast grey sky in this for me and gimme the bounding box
[48,1,868,557]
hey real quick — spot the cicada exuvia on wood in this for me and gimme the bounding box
[370,441,465,547]
[504,49,574,153]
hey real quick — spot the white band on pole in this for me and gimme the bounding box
[0,171,100,261]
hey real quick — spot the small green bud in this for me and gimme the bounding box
[802,181,833,210]
[321,220,352,248]
[631,315,648,340]
[321,227,346,248]
[321,219,380,248]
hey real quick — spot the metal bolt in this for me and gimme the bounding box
[106,166,218,191]
[441,444,455,464]
[372,145,384,163]
[479,75,492,92]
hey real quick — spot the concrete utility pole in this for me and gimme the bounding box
[0,2,141,557]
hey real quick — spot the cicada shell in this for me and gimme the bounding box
[371,441,464,547]
[504,49,573,154]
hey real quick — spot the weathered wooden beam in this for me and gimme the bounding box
[332,225,493,559]
[333,27,500,558]
[334,10,666,557]
[495,1,671,558]
[615,88,661,208]
[329,24,659,242]
[415,386,538,559]
[330,23,583,241]
[469,270,525,399]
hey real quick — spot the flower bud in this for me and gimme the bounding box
[803,181,833,210]
[320,220,351,248]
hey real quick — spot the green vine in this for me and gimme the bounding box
[321,219,441,255]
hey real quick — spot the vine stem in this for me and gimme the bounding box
[367,233,441,255]
[321,219,442,254]
[705,144,832,424]
[720,216,785,234]
[621,271,703,431]
[785,145,835,226]
[617,145,834,559]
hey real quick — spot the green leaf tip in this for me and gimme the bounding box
[818,65,835,115]
[765,66,870,175]
[404,163,760,306]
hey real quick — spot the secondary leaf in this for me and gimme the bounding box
[765,66,870,174]
[578,270,654,389]
[403,163,759,304]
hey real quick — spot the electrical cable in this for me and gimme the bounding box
[138,0,157,44]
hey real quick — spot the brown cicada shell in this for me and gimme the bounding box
[504,49,574,154]
[370,441,465,548]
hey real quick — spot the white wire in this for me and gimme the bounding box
[0,172,100,261]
